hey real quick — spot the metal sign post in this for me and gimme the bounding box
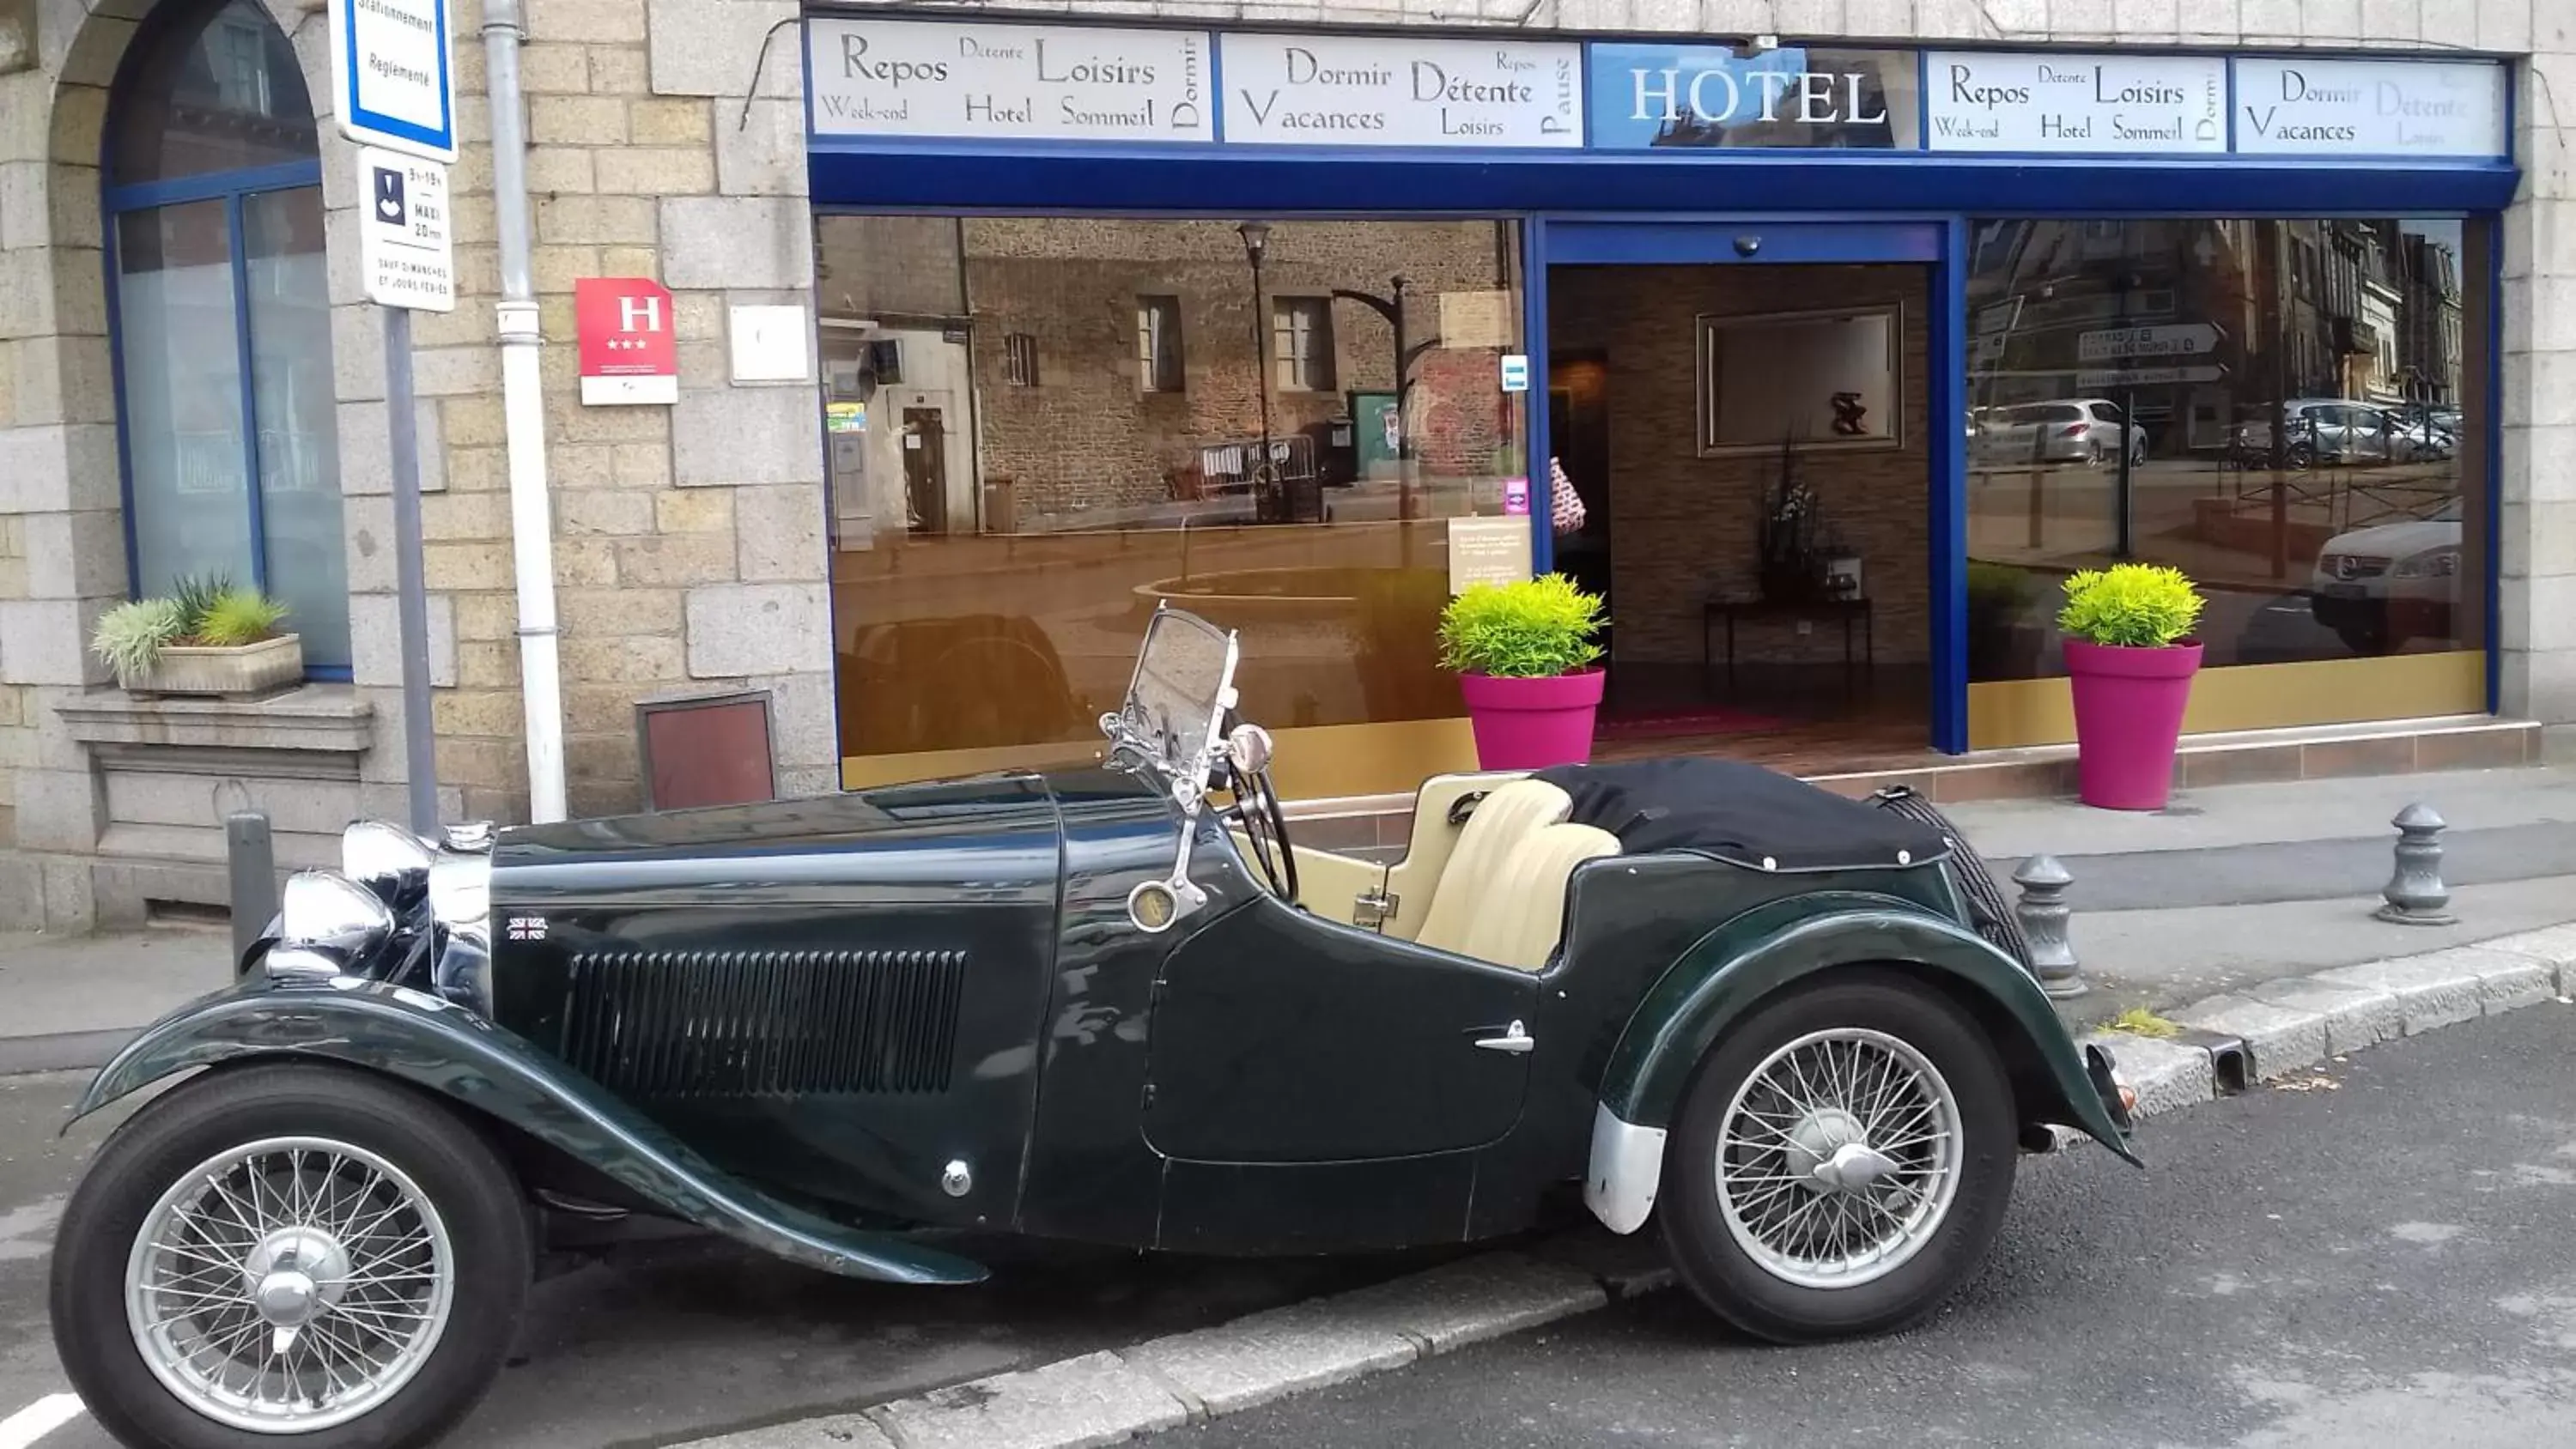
[358,149,455,834]
[335,0,457,834]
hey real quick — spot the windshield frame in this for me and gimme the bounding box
[1103,604,1242,799]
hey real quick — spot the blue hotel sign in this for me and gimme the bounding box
[1587,44,1919,150]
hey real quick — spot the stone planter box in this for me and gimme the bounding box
[128,634,303,699]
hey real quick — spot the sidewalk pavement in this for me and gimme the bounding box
[1,760,2568,1072]
[1937,761,2576,1030]
[0,926,232,1074]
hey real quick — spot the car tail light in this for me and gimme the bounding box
[2061,423,2088,438]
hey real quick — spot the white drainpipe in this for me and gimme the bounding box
[479,0,568,823]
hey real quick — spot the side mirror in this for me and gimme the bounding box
[1224,722,1273,778]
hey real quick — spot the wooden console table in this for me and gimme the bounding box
[1703,597,1875,693]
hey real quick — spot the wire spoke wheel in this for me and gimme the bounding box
[125,1136,456,1434]
[1713,1028,1963,1292]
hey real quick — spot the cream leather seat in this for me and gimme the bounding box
[1413,780,1619,972]
[1408,779,1572,954]
[1443,822,1621,972]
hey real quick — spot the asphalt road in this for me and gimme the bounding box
[0,1074,1432,1449]
[1152,1003,2576,1449]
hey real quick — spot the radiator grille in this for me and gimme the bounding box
[558,949,966,1098]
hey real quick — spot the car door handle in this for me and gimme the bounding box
[1473,1021,1535,1055]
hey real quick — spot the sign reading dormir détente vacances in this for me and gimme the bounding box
[2232,57,2507,158]
[1924,52,2224,154]
[1218,34,1582,148]
[1586,44,1920,149]
[329,0,456,161]
[805,18,1212,141]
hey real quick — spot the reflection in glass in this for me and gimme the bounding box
[245,187,349,669]
[108,0,319,184]
[1963,216,2482,682]
[116,201,258,603]
[817,217,1529,768]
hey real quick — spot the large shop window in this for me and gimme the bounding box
[101,0,349,675]
[1965,217,2489,746]
[816,216,1530,785]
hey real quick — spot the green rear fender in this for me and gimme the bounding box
[1600,893,2141,1165]
[68,977,988,1285]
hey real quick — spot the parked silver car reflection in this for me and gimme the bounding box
[1971,399,2146,468]
[2233,398,2452,468]
[2309,497,2464,654]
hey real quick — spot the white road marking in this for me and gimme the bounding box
[0,1195,67,1264]
[0,1395,84,1449]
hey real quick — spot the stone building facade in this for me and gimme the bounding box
[1,0,2570,931]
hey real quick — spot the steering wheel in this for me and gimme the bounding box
[1221,722,1298,906]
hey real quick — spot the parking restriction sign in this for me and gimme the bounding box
[357,148,454,313]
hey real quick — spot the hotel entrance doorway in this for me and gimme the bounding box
[1543,226,1941,773]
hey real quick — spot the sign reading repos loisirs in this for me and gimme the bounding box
[329,0,456,161]
[793,18,2509,163]
[805,18,1212,142]
[1925,52,2224,154]
[1218,34,1582,148]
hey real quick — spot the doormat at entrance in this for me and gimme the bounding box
[1595,706,1789,739]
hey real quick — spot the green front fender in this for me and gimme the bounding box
[1599,894,2140,1165]
[70,975,987,1285]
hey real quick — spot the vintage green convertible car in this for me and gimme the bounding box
[49,606,2137,1449]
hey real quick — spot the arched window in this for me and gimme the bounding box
[102,0,348,676]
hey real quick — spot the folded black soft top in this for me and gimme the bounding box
[1534,758,1949,871]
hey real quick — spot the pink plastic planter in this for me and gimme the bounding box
[2064,639,2203,811]
[1458,668,1606,771]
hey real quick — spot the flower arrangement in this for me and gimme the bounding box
[1437,573,1606,680]
[91,576,294,688]
[2057,563,2205,649]
[1756,435,1838,601]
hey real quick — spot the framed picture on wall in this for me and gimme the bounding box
[1697,304,1904,456]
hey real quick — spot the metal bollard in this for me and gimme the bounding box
[2014,853,2086,998]
[2376,802,2457,926]
[225,810,279,973]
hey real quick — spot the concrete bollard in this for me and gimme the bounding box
[224,810,278,973]
[2014,853,2086,998]
[2375,802,2457,926]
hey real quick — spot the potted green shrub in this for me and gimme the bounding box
[1437,573,1606,770]
[2057,563,2206,810]
[91,577,301,698]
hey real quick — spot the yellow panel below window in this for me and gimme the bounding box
[841,716,1481,802]
[1968,651,2488,751]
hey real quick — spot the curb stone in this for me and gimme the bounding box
[665,927,2576,1449]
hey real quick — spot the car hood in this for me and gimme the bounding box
[490,772,1097,906]
[2318,518,2459,561]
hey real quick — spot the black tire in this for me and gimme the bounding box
[51,1064,532,1449]
[1658,970,2017,1343]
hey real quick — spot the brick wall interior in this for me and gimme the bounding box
[1549,264,1932,668]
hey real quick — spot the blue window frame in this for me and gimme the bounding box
[100,0,349,678]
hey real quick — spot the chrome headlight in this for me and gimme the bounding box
[267,870,397,979]
[343,821,434,907]
[428,837,495,1016]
